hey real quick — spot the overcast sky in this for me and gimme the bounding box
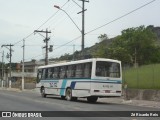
[0,0,159,63]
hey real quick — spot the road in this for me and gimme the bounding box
[0,89,159,120]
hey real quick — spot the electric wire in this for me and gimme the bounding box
[12,0,70,46]
[85,0,156,35]
[12,0,157,62]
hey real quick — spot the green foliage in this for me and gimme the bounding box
[98,34,108,42]
[58,53,73,60]
[96,25,160,65]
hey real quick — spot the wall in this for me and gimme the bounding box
[126,89,160,101]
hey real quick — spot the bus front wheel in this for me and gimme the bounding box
[87,96,98,103]
[41,87,47,98]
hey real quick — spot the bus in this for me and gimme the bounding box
[36,58,122,103]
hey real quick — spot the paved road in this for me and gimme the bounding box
[0,89,159,120]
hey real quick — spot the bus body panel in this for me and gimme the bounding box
[90,80,122,97]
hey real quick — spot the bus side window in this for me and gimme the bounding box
[50,67,54,79]
[67,65,75,78]
[45,69,48,79]
[67,66,71,78]
[71,65,76,78]
[54,67,60,79]
[59,66,67,79]
[75,64,84,78]
[84,62,92,78]
[37,69,42,83]
[41,69,46,79]
[48,68,53,79]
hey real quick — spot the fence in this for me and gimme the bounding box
[122,64,160,89]
[0,78,36,89]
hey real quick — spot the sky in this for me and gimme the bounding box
[0,0,159,63]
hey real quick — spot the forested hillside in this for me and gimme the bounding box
[51,25,160,66]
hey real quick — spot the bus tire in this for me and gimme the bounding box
[65,88,72,101]
[87,96,98,103]
[61,96,66,100]
[41,87,47,98]
[72,97,78,101]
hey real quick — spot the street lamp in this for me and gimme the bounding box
[54,5,85,58]
[54,5,81,33]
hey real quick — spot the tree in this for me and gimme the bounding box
[98,34,108,42]
[122,26,157,65]
[95,26,159,65]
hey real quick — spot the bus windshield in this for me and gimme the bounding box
[96,61,120,78]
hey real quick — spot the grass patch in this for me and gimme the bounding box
[123,64,160,89]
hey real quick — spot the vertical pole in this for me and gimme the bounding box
[22,39,25,90]
[46,28,49,65]
[9,44,12,88]
[34,29,51,65]
[73,44,75,61]
[1,80,3,88]
[1,44,13,88]
[1,51,4,87]
[1,51,3,80]
[82,0,85,59]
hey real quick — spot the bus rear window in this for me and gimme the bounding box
[96,61,120,78]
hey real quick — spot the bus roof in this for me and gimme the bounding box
[38,58,121,69]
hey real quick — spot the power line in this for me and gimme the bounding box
[12,0,156,62]
[85,0,156,35]
[49,0,156,59]
[36,0,70,30]
[52,36,81,51]
[23,35,81,61]
[12,0,70,46]
[13,32,34,46]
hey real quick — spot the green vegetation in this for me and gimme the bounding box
[123,64,160,89]
[51,25,160,66]
[96,25,160,65]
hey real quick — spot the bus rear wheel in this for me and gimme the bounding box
[66,88,72,101]
[87,96,98,103]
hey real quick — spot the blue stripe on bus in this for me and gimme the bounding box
[70,82,76,89]
[60,79,67,96]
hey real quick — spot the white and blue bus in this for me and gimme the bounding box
[36,58,122,102]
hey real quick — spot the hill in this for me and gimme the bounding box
[51,25,160,61]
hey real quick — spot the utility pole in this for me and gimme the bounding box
[22,39,25,90]
[1,44,14,88]
[78,0,89,59]
[1,51,4,81]
[73,44,75,61]
[34,29,51,65]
